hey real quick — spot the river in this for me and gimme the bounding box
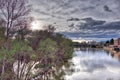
[61,48,120,80]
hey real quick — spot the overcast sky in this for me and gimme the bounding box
[29,0,120,39]
[29,0,120,20]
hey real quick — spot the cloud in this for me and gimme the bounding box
[29,0,120,21]
[67,18,80,21]
[63,17,120,39]
[29,0,120,39]
[103,5,112,12]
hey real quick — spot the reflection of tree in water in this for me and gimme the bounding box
[79,48,103,54]
[112,53,120,61]
[62,49,120,80]
[105,50,120,61]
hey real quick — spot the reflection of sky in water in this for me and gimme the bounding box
[64,49,120,80]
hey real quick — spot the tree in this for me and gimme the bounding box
[27,31,74,80]
[110,38,114,45]
[0,0,31,38]
[0,0,31,79]
[105,40,110,46]
[0,27,5,48]
[44,25,56,33]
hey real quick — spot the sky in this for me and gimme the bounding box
[29,0,120,40]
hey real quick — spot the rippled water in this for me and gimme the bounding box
[64,48,120,80]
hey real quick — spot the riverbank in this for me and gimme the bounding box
[104,47,120,60]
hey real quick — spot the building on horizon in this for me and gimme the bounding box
[114,38,120,46]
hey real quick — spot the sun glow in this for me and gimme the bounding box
[30,20,44,31]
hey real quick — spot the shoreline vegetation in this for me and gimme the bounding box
[73,38,120,60]
[0,0,74,79]
[0,27,74,80]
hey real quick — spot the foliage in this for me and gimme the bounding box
[39,38,57,55]
[110,38,114,45]
[0,27,5,49]
[105,38,114,46]
[0,0,31,79]
[0,29,74,80]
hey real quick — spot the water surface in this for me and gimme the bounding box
[64,48,120,80]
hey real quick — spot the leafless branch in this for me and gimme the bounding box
[0,0,31,37]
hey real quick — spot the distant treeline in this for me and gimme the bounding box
[73,42,104,48]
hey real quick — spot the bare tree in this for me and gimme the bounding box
[12,17,32,40]
[44,24,56,33]
[0,0,31,79]
[0,0,31,39]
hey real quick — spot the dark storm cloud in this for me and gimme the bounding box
[72,17,106,30]
[79,18,120,30]
[67,18,80,21]
[65,17,120,38]
[103,5,112,12]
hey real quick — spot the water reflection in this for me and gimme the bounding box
[64,48,120,80]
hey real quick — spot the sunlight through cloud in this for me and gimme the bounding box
[30,20,44,31]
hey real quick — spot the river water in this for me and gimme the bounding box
[62,48,120,80]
